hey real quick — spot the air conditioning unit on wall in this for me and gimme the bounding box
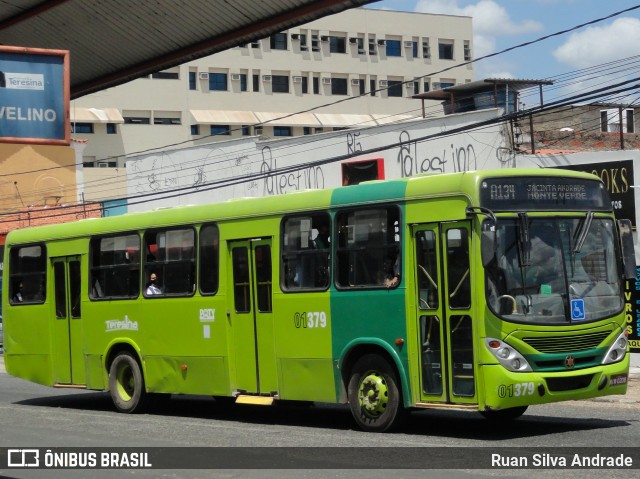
[322,77,332,85]
[292,76,303,83]
[199,72,209,80]
[262,75,272,82]
[230,73,241,81]
[351,78,361,86]
[379,80,388,87]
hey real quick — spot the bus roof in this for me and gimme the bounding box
[5,168,602,245]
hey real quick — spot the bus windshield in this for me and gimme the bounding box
[485,216,623,324]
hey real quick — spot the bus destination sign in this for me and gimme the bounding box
[480,177,610,211]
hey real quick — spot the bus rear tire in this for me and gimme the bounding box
[479,406,527,422]
[109,351,148,413]
[347,354,405,432]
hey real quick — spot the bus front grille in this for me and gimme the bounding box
[523,331,610,353]
[545,374,595,392]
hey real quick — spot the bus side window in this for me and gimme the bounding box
[89,234,140,300]
[144,228,196,297]
[336,206,401,288]
[199,224,219,295]
[9,244,47,305]
[281,213,331,292]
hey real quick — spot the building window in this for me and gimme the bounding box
[370,78,376,96]
[356,37,365,54]
[387,80,403,97]
[626,109,635,133]
[154,117,181,125]
[368,39,376,55]
[71,122,94,134]
[210,125,230,136]
[209,73,228,91]
[299,33,308,49]
[191,125,200,135]
[463,40,471,61]
[106,123,117,134]
[329,36,347,53]
[252,74,260,92]
[313,76,320,94]
[439,41,454,60]
[270,33,288,50]
[386,40,401,57]
[412,41,419,58]
[240,73,248,92]
[331,78,348,95]
[422,39,431,58]
[414,81,419,95]
[272,75,290,93]
[423,81,430,93]
[188,71,197,90]
[301,76,308,94]
[274,126,292,136]
[242,125,251,136]
[358,79,365,95]
[151,71,179,80]
[303,127,312,135]
[124,117,151,124]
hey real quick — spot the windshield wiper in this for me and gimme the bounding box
[573,211,594,254]
[517,212,530,266]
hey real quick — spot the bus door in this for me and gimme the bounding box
[413,222,475,404]
[228,239,277,397]
[51,256,85,385]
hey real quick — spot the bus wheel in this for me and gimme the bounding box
[347,354,404,432]
[480,406,527,422]
[109,351,148,413]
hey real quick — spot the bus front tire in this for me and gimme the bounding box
[347,354,405,432]
[479,406,527,422]
[109,351,148,413]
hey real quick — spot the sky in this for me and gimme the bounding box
[369,1,640,105]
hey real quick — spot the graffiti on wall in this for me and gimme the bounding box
[260,146,325,195]
[396,130,478,177]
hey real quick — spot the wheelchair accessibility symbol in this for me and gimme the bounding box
[571,299,586,321]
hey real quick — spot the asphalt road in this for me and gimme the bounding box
[0,355,639,479]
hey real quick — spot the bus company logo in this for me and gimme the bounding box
[564,355,575,369]
[0,72,45,90]
[106,315,138,332]
[7,449,40,468]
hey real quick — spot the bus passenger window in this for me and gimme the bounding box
[199,224,219,295]
[144,228,196,297]
[89,234,140,300]
[281,213,331,292]
[9,245,47,305]
[336,206,401,289]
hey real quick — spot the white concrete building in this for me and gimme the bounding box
[71,7,474,169]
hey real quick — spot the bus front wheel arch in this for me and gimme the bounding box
[108,350,148,413]
[347,353,405,432]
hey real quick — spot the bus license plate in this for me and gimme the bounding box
[609,374,628,386]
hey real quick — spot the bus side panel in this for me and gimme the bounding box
[330,289,408,401]
[273,291,335,402]
[4,304,54,386]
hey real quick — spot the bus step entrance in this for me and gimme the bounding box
[235,395,275,406]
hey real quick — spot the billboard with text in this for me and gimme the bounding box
[0,46,70,145]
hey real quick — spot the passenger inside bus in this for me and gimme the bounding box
[145,273,162,295]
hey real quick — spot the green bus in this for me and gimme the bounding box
[3,169,636,432]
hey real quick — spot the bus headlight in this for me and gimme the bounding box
[485,338,532,372]
[602,331,628,365]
